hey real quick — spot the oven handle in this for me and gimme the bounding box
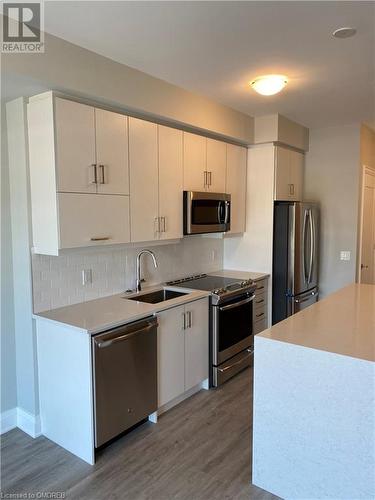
[217,348,254,372]
[219,294,255,311]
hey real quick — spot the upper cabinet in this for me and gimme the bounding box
[226,144,247,234]
[27,93,130,255]
[183,132,207,191]
[55,98,129,195]
[158,125,183,240]
[27,92,247,253]
[128,117,159,243]
[274,146,304,201]
[183,134,226,192]
[129,119,183,243]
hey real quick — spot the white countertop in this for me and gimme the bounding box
[33,268,268,335]
[34,285,209,335]
[258,283,375,362]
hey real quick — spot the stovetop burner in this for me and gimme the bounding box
[167,274,254,296]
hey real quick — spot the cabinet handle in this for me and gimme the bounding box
[187,311,192,328]
[99,164,105,184]
[256,298,265,304]
[289,184,295,195]
[182,312,186,330]
[154,217,160,233]
[161,216,166,233]
[90,236,110,241]
[90,164,98,184]
[256,312,265,319]
[208,171,212,187]
[204,171,207,187]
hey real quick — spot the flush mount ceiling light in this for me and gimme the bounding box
[250,75,288,96]
[332,27,357,39]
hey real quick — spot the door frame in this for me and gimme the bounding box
[357,164,375,283]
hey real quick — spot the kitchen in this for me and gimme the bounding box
[1,2,374,499]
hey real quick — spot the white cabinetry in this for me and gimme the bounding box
[183,132,207,191]
[226,144,247,234]
[158,125,183,240]
[206,138,226,193]
[27,93,131,255]
[128,117,159,242]
[274,146,304,201]
[157,298,209,408]
[129,119,183,243]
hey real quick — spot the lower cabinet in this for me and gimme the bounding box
[253,278,269,334]
[157,297,209,408]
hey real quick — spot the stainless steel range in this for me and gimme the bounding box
[167,274,256,387]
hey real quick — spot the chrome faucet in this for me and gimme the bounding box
[136,249,158,292]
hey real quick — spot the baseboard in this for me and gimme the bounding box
[0,408,17,434]
[0,407,41,438]
[157,378,209,416]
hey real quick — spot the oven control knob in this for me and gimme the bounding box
[214,288,224,295]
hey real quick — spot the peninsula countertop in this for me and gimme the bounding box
[258,283,375,362]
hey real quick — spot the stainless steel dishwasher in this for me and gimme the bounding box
[92,316,158,447]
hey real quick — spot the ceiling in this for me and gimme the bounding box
[42,1,375,128]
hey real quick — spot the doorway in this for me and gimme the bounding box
[358,166,375,284]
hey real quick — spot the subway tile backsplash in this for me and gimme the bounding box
[32,236,223,313]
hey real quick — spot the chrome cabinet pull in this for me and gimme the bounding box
[203,171,208,188]
[187,311,192,328]
[154,217,160,233]
[182,312,186,330]
[289,183,295,195]
[208,171,212,186]
[99,164,105,184]
[161,216,166,233]
[90,164,98,184]
[90,236,110,241]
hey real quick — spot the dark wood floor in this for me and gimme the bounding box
[1,368,278,500]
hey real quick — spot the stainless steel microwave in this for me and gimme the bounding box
[183,191,231,235]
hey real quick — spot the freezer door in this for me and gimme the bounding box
[288,287,319,315]
[290,203,319,295]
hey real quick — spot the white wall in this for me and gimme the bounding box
[32,237,223,313]
[304,124,361,297]
[0,105,17,414]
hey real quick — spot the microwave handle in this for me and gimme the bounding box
[224,201,230,224]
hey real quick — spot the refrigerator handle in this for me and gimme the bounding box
[302,209,309,284]
[308,209,314,284]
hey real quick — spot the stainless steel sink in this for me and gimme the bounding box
[126,289,188,304]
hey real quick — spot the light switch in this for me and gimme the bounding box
[82,269,93,285]
[340,251,351,261]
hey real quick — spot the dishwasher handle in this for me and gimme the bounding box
[95,318,157,349]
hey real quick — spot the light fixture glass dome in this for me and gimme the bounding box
[250,75,288,96]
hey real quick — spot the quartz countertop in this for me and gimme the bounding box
[33,285,209,335]
[258,283,375,362]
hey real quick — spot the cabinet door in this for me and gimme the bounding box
[58,193,130,249]
[129,118,159,242]
[157,305,185,407]
[289,150,304,201]
[274,146,291,201]
[226,144,247,233]
[158,125,183,240]
[206,138,226,193]
[95,109,129,195]
[183,132,207,191]
[55,98,96,194]
[184,298,209,391]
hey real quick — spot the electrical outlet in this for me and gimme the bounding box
[82,269,93,285]
[340,251,351,261]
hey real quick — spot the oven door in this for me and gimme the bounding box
[212,293,254,365]
[184,191,230,235]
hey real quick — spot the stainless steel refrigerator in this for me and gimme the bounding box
[272,201,319,325]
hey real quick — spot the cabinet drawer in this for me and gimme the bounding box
[254,308,267,324]
[255,279,267,293]
[254,291,267,309]
[254,318,268,335]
